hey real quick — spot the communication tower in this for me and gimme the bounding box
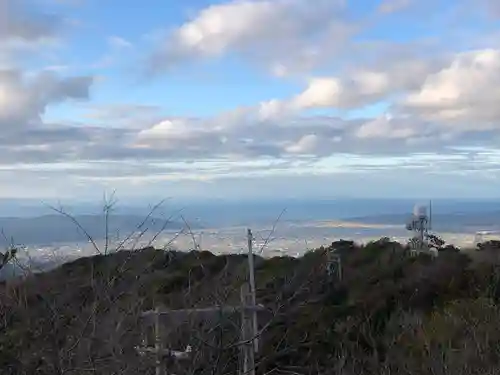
[405,202,432,255]
[326,251,342,281]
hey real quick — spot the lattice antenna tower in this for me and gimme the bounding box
[406,203,431,255]
[326,251,342,281]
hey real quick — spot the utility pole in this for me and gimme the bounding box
[240,283,256,375]
[154,306,164,375]
[247,229,259,353]
[135,229,265,375]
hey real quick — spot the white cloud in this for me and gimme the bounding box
[258,99,291,120]
[261,60,439,114]
[270,62,289,78]
[0,0,95,175]
[136,119,200,141]
[0,0,64,69]
[0,69,93,128]
[353,71,391,95]
[107,36,133,49]
[479,0,500,18]
[289,71,393,110]
[285,134,319,154]
[354,114,418,140]
[292,77,343,109]
[223,47,500,151]
[401,49,500,130]
[0,0,59,42]
[176,1,282,56]
[148,0,351,74]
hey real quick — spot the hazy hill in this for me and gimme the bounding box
[2,239,500,374]
[3,198,500,226]
[0,214,196,246]
[182,199,500,227]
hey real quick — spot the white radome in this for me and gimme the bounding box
[413,204,427,218]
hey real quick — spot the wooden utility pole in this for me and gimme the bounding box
[240,283,256,375]
[154,306,164,375]
[247,228,259,353]
[135,228,265,375]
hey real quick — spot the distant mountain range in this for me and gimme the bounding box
[0,214,198,247]
[2,197,500,227]
[0,199,499,246]
[348,211,500,233]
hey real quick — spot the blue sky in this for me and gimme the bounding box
[1,0,500,201]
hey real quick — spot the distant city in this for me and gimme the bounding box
[1,197,500,279]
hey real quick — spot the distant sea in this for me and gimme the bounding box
[171,198,500,227]
[1,197,500,226]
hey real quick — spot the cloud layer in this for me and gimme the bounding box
[0,0,500,198]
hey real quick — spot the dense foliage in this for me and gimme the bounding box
[1,239,500,374]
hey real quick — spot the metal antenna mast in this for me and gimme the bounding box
[326,251,342,281]
[406,203,431,255]
[429,200,432,231]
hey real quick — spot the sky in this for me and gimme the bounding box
[1,0,500,202]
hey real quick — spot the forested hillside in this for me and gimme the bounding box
[2,239,500,374]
